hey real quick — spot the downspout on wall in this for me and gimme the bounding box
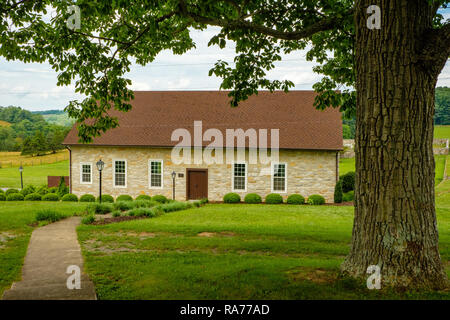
[65,146,72,193]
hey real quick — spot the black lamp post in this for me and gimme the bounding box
[171,171,176,200]
[96,159,105,203]
[19,165,23,190]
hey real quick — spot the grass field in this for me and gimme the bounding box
[0,202,87,296]
[435,125,450,139]
[0,160,68,188]
[0,150,68,168]
[0,120,10,127]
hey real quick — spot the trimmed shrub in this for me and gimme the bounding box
[7,193,24,201]
[57,177,69,198]
[343,191,355,202]
[81,214,95,225]
[308,194,326,205]
[48,187,58,194]
[36,209,67,222]
[265,193,283,204]
[87,203,114,215]
[112,210,121,217]
[24,193,42,201]
[244,193,262,204]
[334,180,343,203]
[116,195,133,202]
[287,194,305,205]
[79,194,96,202]
[21,185,36,197]
[36,185,49,195]
[42,193,59,201]
[5,188,19,196]
[97,194,114,203]
[200,198,209,204]
[62,193,78,202]
[128,207,156,217]
[135,194,152,201]
[223,193,240,203]
[0,194,5,201]
[152,195,168,203]
[113,201,135,212]
[341,171,355,193]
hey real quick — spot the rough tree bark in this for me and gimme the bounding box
[341,0,448,289]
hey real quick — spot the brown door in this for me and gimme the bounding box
[187,169,208,200]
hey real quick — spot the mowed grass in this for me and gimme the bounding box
[0,202,87,296]
[0,160,68,188]
[435,125,450,139]
[77,202,450,300]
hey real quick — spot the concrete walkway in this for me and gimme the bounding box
[2,217,97,300]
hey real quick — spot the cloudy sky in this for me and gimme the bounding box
[0,8,449,111]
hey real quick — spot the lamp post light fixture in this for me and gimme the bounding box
[171,171,176,200]
[96,159,105,203]
[19,165,23,190]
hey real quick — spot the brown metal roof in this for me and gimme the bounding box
[63,91,343,150]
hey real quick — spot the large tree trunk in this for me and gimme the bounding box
[341,0,448,289]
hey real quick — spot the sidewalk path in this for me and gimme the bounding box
[2,217,97,300]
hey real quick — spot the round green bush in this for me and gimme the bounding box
[48,187,58,194]
[334,180,343,203]
[287,194,305,204]
[97,194,114,203]
[343,191,355,202]
[265,193,283,204]
[116,195,133,202]
[62,193,78,202]
[244,193,262,204]
[307,194,326,205]
[152,195,167,203]
[24,193,42,201]
[36,185,49,195]
[5,188,19,196]
[341,171,355,193]
[21,185,36,197]
[135,194,152,201]
[42,193,59,201]
[223,192,241,203]
[79,194,96,202]
[0,194,5,201]
[7,193,24,201]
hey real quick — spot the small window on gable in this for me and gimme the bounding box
[233,163,247,191]
[272,163,287,192]
[150,160,163,188]
[81,163,92,184]
[114,160,127,187]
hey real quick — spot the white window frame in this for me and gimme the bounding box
[113,159,127,188]
[271,162,287,193]
[80,162,92,184]
[149,159,164,189]
[231,162,247,192]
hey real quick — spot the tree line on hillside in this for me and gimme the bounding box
[0,106,71,155]
[342,86,450,139]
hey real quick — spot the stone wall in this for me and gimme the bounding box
[69,146,338,203]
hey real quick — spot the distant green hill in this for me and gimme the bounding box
[32,110,74,127]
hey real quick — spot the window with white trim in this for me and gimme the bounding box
[80,163,92,184]
[114,160,127,187]
[149,160,163,188]
[272,163,287,192]
[233,163,246,191]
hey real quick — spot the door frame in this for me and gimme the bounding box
[186,168,208,200]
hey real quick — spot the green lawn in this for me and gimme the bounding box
[0,202,87,296]
[76,199,450,299]
[0,160,68,188]
[435,125,450,139]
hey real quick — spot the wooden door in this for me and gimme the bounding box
[187,169,208,200]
